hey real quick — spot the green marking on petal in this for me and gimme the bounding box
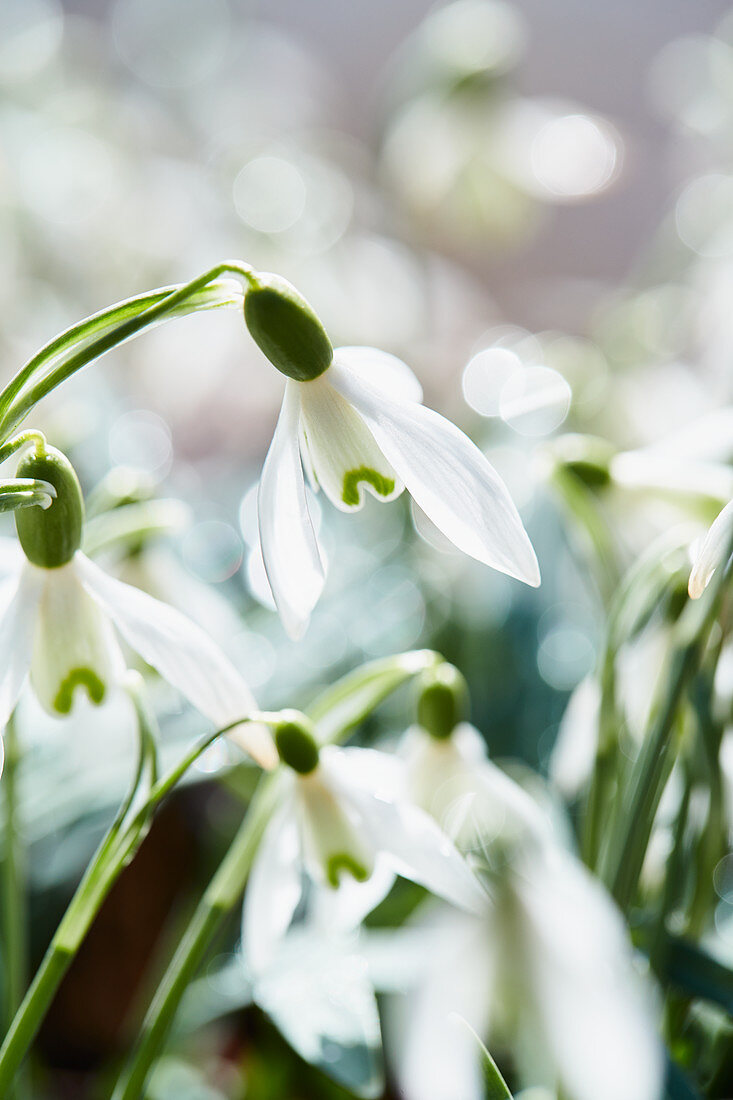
[326,852,370,888]
[53,668,106,714]
[342,467,395,507]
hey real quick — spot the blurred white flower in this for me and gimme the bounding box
[388,720,663,1100]
[242,743,485,977]
[689,499,733,598]
[389,844,663,1100]
[258,345,540,639]
[0,540,275,768]
[402,720,549,847]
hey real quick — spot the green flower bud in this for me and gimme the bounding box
[15,447,84,568]
[417,663,469,740]
[274,710,320,774]
[244,273,333,382]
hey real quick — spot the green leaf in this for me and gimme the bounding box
[455,1018,513,1099]
[82,499,189,557]
[664,937,733,1015]
[306,650,439,744]
[665,1054,703,1100]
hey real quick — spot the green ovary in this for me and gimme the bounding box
[53,668,106,714]
[342,467,395,507]
[326,852,370,888]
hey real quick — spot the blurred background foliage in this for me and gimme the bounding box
[2,0,733,1095]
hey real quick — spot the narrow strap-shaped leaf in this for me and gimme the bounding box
[664,937,733,1015]
[665,1054,703,1100]
[455,1018,513,1100]
[306,649,440,743]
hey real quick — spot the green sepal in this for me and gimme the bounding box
[244,274,333,382]
[274,711,320,774]
[15,446,84,567]
[417,663,468,740]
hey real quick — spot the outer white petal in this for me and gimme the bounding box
[340,777,487,913]
[254,927,384,1098]
[329,363,540,585]
[73,553,276,769]
[0,538,25,578]
[689,500,733,598]
[242,794,302,977]
[333,346,423,404]
[390,908,492,1100]
[549,675,600,799]
[516,848,664,1100]
[298,375,403,512]
[258,381,325,640]
[0,565,42,733]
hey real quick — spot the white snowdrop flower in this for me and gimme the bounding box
[0,446,275,770]
[242,715,485,978]
[391,845,663,1100]
[688,499,733,598]
[245,274,540,639]
[403,665,551,847]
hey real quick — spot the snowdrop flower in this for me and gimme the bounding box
[243,713,485,978]
[0,445,275,769]
[403,664,550,846]
[389,669,662,1100]
[689,499,733,598]
[244,274,540,638]
[389,844,663,1100]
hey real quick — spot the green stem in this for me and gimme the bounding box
[0,263,256,441]
[111,774,281,1100]
[0,707,257,1092]
[1,715,27,1099]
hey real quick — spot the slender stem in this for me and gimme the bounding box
[0,262,256,441]
[111,774,281,1100]
[0,710,268,1091]
[1,715,28,1100]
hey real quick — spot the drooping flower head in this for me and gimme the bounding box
[0,444,275,769]
[244,274,540,639]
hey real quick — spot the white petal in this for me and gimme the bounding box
[329,363,540,585]
[30,562,126,716]
[74,553,276,769]
[390,909,492,1100]
[0,565,42,732]
[549,675,600,799]
[0,538,24,578]
[242,796,302,977]
[689,500,733,598]
[298,375,404,512]
[258,382,325,640]
[254,927,384,1098]
[333,346,423,404]
[341,779,487,913]
[517,848,664,1100]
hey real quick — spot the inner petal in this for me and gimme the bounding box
[298,376,403,512]
[295,769,376,888]
[30,562,125,717]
